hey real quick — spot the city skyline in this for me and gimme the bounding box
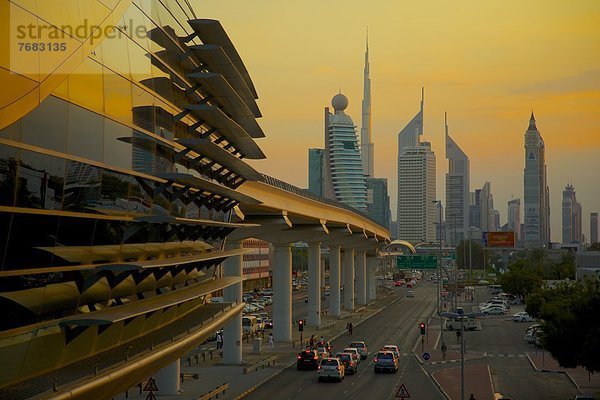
[199,1,600,242]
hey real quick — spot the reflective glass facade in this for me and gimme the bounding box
[0,1,264,396]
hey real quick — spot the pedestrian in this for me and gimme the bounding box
[348,322,353,335]
[216,332,223,349]
[456,329,461,344]
[469,394,475,400]
[309,334,315,348]
[268,333,274,349]
[441,342,447,360]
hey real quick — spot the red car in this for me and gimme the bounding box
[394,281,403,287]
[406,283,413,288]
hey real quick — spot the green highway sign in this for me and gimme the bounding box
[396,255,438,269]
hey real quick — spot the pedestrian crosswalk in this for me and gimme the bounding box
[486,353,526,358]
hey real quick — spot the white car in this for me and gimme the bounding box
[512,312,535,322]
[480,303,508,312]
[349,341,368,359]
[318,357,345,382]
[381,344,400,360]
[343,348,361,364]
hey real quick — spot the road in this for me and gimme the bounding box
[246,283,444,400]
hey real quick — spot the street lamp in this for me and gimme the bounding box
[440,310,485,400]
[433,200,443,342]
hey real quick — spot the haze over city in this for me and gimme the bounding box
[199,0,600,241]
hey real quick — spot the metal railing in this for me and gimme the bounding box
[258,174,385,228]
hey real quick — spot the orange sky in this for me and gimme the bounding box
[197,0,600,242]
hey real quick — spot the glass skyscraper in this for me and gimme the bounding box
[323,93,367,211]
[523,112,551,247]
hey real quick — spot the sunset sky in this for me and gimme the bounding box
[197,0,600,242]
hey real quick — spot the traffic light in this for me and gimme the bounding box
[419,322,426,335]
[298,319,304,332]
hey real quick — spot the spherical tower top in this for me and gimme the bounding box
[331,92,348,111]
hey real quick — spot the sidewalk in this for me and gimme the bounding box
[116,288,401,399]
[527,351,600,393]
[432,364,495,400]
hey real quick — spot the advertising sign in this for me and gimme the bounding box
[483,231,515,248]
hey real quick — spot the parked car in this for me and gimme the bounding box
[482,306,507,315]
[407,290,415,298]
[512,311,535,322]
[263,319,273,329]
[374,351,398,373]
[336,352,357,374]
[297,349,319,370]
[348,341,368,359]
[317,357,345,382]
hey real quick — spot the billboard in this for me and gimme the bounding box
[483,231,515,248]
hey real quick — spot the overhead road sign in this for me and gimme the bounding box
[397,255,438,269]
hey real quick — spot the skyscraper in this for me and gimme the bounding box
[524,112,551,247]
[366,178,391,229]
[469,190,482,230]
[562,184,582,243]
[324,93,368,211]
[591,213,599,244]
[360,31,374,178]
[397,90,436,243]
[480,181,494,232]
[445,113,470,245]
[508,198,521,240]
[308,148,325,196]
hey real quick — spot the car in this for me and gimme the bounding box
[348,341,368,359]
[318,357,345,382]
[445,316,476,331]
[263,319,273,329]
[573,394,596,400]
[251,315,265,331]
[480,303,508,313]
[482,306,507,315]
[297,349,319,370]
[407,290,415,298]
[394,281,403,287]
[343,347,361,364]
[406,283,413,288]
[315,340,332,352]
[512,312,535,322]
[336,352,358,374]
[316,346,330,360]
[478,279,490,285]
[374,351,398,373]
[381,344,400,360]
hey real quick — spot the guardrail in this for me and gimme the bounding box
[186,347,218,365]
[180,372,200,382]
[242,355,278,374]
[198,382,229,400]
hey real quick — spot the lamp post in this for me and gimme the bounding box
[441,310,485,400]
[433,200,443,342]
[468,227,475,286]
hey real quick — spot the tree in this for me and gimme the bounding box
[498,261,543,300]
[588,242,600,251]
[526,278,600,373]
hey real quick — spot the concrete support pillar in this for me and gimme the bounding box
[223,241,243,364]
[329,245,341,317]
[321,257,326,289]
[153,359,180,395]
[344,248,355,311]
[367,257,377,301]
[308,243,321,327]
[273,244,292,342]
[356,251,367,306]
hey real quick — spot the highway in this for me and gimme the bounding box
[246,282,444,400]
